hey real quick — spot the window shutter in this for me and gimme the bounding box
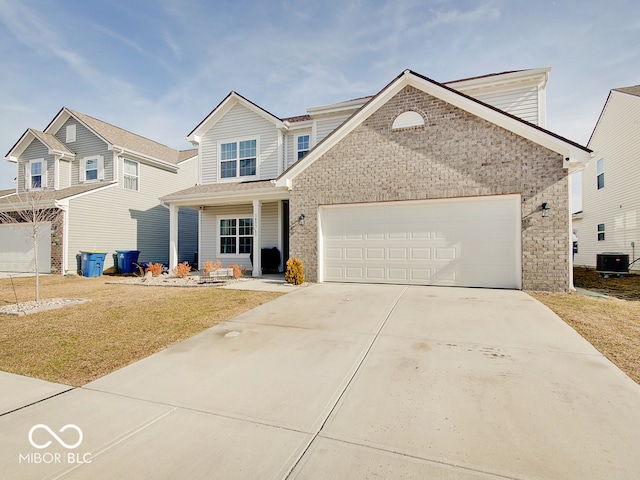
[24,163,31,190]
[79,158,86,182]
[42,159,48,189]
[97,156,104,180]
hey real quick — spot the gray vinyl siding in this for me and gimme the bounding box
[316,114,353,143]
[199,202,280,272]
[200,103,280,184]
[17,140,54,192]
[474,86,539,125]
[54,118,114,184]
[66,156,198,272]
[59,160,71,189]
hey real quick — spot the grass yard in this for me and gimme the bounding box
[530,267,640,384]
[0,275,282,386]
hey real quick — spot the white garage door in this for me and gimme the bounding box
[0,223,52,274]
[320,195,521,289]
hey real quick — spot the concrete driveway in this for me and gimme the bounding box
[1,284,640,479]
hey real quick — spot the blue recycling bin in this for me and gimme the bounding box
[80,251,107,277]
[116,250,140,274]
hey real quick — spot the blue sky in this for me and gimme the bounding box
[1,0,639,210]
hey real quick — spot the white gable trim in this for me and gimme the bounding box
[277,70,592,186]
[187,92,284,145]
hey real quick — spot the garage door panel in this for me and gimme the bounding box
[321,196,521,289]
[0,223,51,274]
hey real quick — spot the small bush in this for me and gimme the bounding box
[285,257,304,285]
[172,261,191,278]
[145,262,164,277]
[203,260,222,274]
[227,264,246,279]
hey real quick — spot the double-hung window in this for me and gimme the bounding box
[597,223,605,241]
[123,159,139,191]
[26,159,45,190]
[220,139,257,179]
[596,158,604,190]
[219,217,253,255]
[297,135,310,159]
[80,155,104,183]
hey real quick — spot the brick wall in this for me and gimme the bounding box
[50,209,64,274]
[290,85,569,291]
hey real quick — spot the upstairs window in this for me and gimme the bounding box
[597,223,605,241]
[80,155,104,183]
[297,135,310,159]
[26,159,46,190]
[123,159,139,191]
[596,158,604,189]
[219,217,253,255]
[220,139,257,179]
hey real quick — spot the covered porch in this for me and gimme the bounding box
[162,181,290,277]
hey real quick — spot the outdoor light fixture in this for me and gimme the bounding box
[298,214,305,226]
[541,202,550,217]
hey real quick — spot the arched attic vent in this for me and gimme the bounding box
[392,111,425,130]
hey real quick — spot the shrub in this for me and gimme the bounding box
[227,264,245,279]
[285,257,304,285]
[203,260,222,274]
[145,262,164,277]
[172,261,191,278]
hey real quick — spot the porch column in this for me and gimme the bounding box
[169,203,178,270]
[253,199,262,277]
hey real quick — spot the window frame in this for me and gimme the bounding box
[597,223,605,241]
[123,159,140,191]
[80,155,104,183]
[218,138,258,181]
[296,134,310,160]
[218,216,254,256]
[596,158,604,190]
[26,158,46,190]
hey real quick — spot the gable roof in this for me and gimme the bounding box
[614,85,640,97]
[588,85,640,146]
[0,183,115,212]
[187,91,284,144]
[43,107,190,168]
[5,128,76,162]
[277,69,592,185]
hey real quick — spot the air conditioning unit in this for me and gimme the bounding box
[596,253,629,274]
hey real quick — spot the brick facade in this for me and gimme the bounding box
[290,86,570,291]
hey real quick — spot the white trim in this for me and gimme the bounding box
[187,92,284,143]
[25,158,46,191]
[123,158,140,192]
[296,134,310,160]
[80,155,104,183]
[215,214,254,259]
[66,124,76,143]
[278,70,591,186]
[217,136,260,182]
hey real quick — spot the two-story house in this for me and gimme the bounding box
[163,67,592,291]
[573,85,640,271]
[1,107,199,275]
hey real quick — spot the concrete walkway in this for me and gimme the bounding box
[1,284,640,479]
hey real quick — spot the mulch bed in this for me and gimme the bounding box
[574,266,640,300]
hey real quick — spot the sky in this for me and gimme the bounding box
[0,0,639,210]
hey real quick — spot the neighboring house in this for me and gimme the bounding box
[163,67,591,291]
[573,85,640,271]
[1,107,198,274]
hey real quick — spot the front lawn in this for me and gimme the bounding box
[530,267,640,384]
[0,275,282,386]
